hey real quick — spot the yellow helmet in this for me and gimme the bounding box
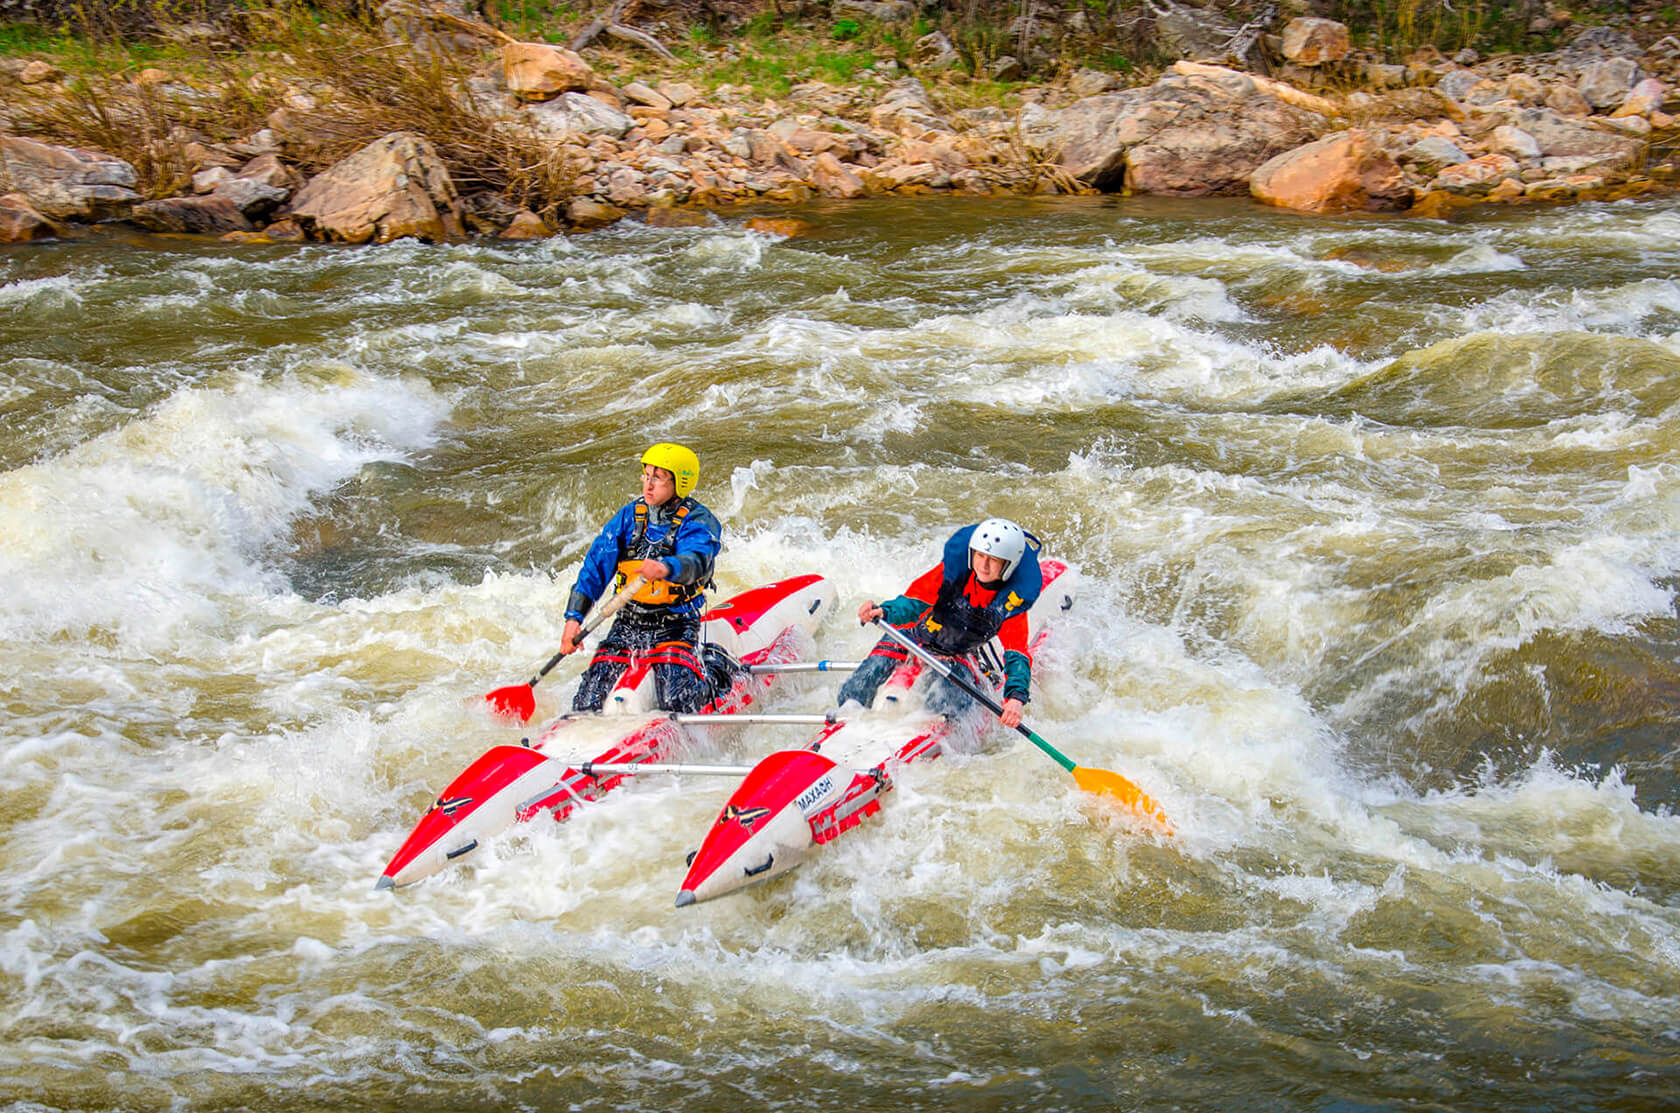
[641,442,699,498]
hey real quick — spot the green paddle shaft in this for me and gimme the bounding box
[870,618,1076,774]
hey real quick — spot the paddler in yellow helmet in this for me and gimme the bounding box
[559,443,727,713]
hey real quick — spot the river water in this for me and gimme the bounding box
[2,195,1678,1111]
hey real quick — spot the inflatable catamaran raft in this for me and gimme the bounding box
[379,558,1172,899]
[378,573,836,889]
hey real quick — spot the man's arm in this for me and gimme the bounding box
[661,504,722,586]
[564,504,634,622]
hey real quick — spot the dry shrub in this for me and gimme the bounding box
[274,18,582,217]
[11,67,272,197]
[11,6,581,218]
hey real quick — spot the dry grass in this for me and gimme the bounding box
[10,60,271,197]
[276,21,582,215]
[7,6,583,216]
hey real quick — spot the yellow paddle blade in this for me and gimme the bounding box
[1071,765,1176,836]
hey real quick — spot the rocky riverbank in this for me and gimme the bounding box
[2,6,1678,245]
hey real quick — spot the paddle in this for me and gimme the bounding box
[485,575,646,723]
[870,618,1174,835]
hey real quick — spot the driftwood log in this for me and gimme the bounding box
[1223,2,1278,72]
[570,0,677,60]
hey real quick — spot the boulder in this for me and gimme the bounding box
[1280,18,1351,66]
[287,132,464,243]
[1250,130,1410,214]
[1359,87,1465,123]
[659,82,700,108]
[1436,68,1485,103]
[1612,78,1667,119]
[259,218,307,242]
[0,137,140,221]
[128,195,254,235]
[1596,114,1650,137]
[622,81,673,110]
[1493,107,1644,166]
[644,206,710,228]
[378,0,487,54]
[1151,3,1238,60]
[603,166,648,205]
[566,196,625,228]
[193,166,235,194]
[1506,73,1547,106]
[502,42,595,101]
[1403,136,1471,172]
[871,78,951,136]
[811,152,867,198]
[1545,84,1593,117]
[744,217,813,237]
[1430,153,1521,193]
[1488,124,1543,160]
[834,0,914,20]
[1560,26,1642,66]
[213,176,290,218]
[1043,67,1330,195]
[990,56,1024,82]
[875,161,941,189]
[1067,68,1119,97]
[235,153,305,194]
[20,59,64,85]
[229,129,284,159]
[0,192,60,242]
[520,92,635,139]
[913,31,961,72]
[499,210,551,238]
[1577,57,1643,110]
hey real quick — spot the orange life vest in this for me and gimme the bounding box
[613,500,703,606]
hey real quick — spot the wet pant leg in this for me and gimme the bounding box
[646,617,709,713]
[571,626,641,712]
[835,639,906,708]
[571,609,707,712]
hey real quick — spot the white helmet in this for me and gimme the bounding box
[970,518,1027,581]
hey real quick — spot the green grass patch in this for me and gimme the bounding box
[0,23,73,56]
[684,29,888,98]
[488,0,580,44]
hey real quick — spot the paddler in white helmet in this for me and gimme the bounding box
[559,443,728,713]
[840,518,1043,728]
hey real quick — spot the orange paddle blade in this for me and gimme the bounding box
[1072,765,1175,836]
[484,684,536,723]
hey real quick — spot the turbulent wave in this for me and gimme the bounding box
[2,196,1679,1111]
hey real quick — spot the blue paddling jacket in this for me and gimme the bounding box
[565,496,722,623]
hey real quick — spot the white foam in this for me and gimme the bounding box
[0,367,447,647]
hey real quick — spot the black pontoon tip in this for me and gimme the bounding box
[374,876,395,891]
[675,889,696,908]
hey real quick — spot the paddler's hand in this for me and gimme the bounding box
[857,601,883,625]
[999,698,1024,729]
[560,618,584,655]
[637,558,669,582]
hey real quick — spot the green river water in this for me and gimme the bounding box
[1,195,1678,1111]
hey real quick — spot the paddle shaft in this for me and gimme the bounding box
[871,618,1078,774]
[579,761,756,777]
[744,660,861,674]
[550,711,845,727]
[524,574,646,686]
